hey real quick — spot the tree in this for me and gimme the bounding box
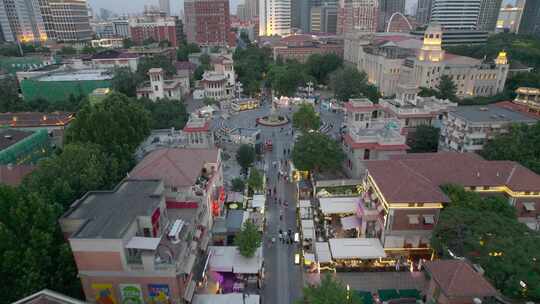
[267,61,311,97]
[0,76,25,112]
[66,92,151,178]
[481,122,540,174]
[158,40,171,48]
[200,53,211,66]
[408,125,440,153]
[305,53,343,84]
[240,30,251,45]
[203,97,218,106]
[293,104,321,132]
[329,67,380,102]
[142,37,156,45]
[136,55,176,79]
[418,87,439,98]
[58,46,77,56]
[236,144,256,173]
[247,168,264,193]
[433,185,540,300]
[81,46,98,54]
[300,274,363,304]
[123,38,134,48]
[177,43,200,61]
[292,132,345,172]
[21,143,110,209]
[112,67,140,97]
[140,98,189,130]
[437,75,457,101]
[233,46,272,96]
[231,177,245,192]
[234,221,262,258]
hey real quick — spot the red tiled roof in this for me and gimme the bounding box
[129,148,219,187]
[367,152,540,203]
[424,260,497,298]
[495,101,540,119]
[343,134,409,151]
[0,165,35,186]
[183,121,210,132]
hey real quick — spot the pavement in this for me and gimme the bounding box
[335,272,427,293]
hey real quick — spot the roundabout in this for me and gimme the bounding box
[256,102,290,127]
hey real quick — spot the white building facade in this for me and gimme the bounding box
[259,0,291,36]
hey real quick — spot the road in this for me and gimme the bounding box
[261,125,303,304]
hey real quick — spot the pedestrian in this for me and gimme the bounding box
[278,232,283,243]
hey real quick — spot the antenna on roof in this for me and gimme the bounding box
[476,171,480,177]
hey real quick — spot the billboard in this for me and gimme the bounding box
[119,284,144,304]
[148,284,170,304]
[92,283,117,304]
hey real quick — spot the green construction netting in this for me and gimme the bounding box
[0,129,49,164]
[21,79,112,102]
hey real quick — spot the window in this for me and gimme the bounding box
[154,85,158,91]
[408,214,419,224]
[363,149,370,160]
[355,113,360,121]
[423,214,435,225]
[405,118,410,126]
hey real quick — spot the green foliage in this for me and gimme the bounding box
[200,53,211,65]
[0,76,25,111]
[194,55,212,80]
[329,67,381,102]
[122,38,134,48]
[418,87,438,98]
[481,122,540,174]
[233,46,272,96]
[236,144,256,172]
[210,46,221,53]
[292,132,345,172]
[408,125,440,153]
[142,37,156,45]
[112,67,140,97]
[436,75,458,101]
[66,92,151,179]
[136,55,176,79]
[231,177,245,192]
[81,46,98,54]
[305,53,343,84]
[240,30,251,45]
[293,104,321,132]
[300,274,363,304]
[433,185,540,300]
[247,168,264,193]
[140,98,188,130]
[203,97,219,106]
[21,143,111,209]
[267,60,313,97]
[234,221,262,258]
[58,46,77,56]
[158,40,171,48]
[177,43,200,61]
[0,43,22,56]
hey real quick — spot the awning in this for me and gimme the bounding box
[423,214,435,224]
[408,214,419,224]
[319,197,358,215]
[384,235,404,248]
[341,215,361,230]
[252,195,265,209]
[523,202,536,211]
[304,253,316,263]
[182,254,197,274]
[125,237,161,250]
[299,200,311,208]
[329,238,386,259]
[301,220,315,240]
[315,242,332,263]
[183,280,196,301]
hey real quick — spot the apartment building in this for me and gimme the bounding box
[342,98,408,179]
[129,15,178,47]
[439,103,537,153]
[184,0,231,46]
[337,0,379,34]
[0,0,48,43]
[49,0,92,42]
[60,148,223,304]
[259,0,291,36]
[363,152,540,259]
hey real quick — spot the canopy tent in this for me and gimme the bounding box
[193,293,260,304]
[341,215,361,230]
[226,192,245,203]
[208,246,263,274]
[398,289,421,300]
[315,242,332,263]
[378,289,400,302]
[251,195,265,209]
[125,237,161,250]
[329,238,386,259]
[319,197,358,215]
[299,200,311,208]
[355,291,374,304]
[301,220,315,240]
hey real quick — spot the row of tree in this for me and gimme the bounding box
[433,185,540,300]
[0,92,152,302]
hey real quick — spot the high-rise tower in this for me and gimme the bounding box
[259,0,291,36]
[430,0,481,30]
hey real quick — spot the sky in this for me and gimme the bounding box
[87,0,518,17]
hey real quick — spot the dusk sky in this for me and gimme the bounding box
[87,0,518,17]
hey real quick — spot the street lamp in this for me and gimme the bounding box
[346,284,350,302]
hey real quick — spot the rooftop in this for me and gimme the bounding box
[63,179,163,239]
[0,164,36,186]
[366,152,540,203]
[13,289,87,304]
[443,53,482,66]
[424,260,497,298]
[129,148,219,187]
[35,69,112,81]
[208,246,263,274]
[0,129,34,150]
[193,293,259,304]
[229,127,260,137]
[91,50,139,60]
[202,71,228,82]
[450,104,538,124]
[0,111,74,128]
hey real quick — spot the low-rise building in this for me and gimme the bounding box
[60,179,206,304]
[0,111,73,146]
[129,15,178,47]
[0,129,49,165]
[361,152,540,261]
[13,289,87,304]
[228,128,261,146]
[424,260,498,304]
[271,34,343,63]
[90,38,124,49]
[0,164,35,186]
[439,103,537,153]
[342,98,408,179]
[19,69,113,103]
[183,115,214,148]
[137,68,189,101]
[514,87,540,115]
[89,50,140,72]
